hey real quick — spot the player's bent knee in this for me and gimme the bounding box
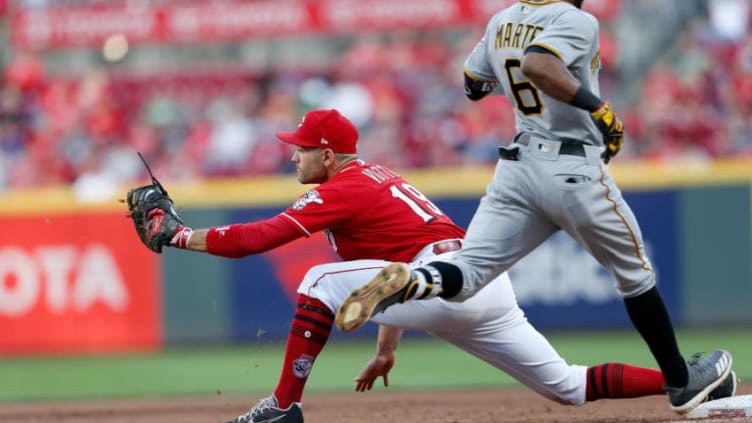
[616,275,655,298]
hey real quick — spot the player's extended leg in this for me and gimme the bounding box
[435,321,671,405]
[350,269,740,409]
[371,272,683,405]
[416,272,663,404]
[413,275,739,406]
[560,166,733,413]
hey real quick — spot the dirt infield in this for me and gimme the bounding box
[1,384,749,423]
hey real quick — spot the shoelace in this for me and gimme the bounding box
[687,351,724,380]
[687,352,705,365]
[234,396,277,423]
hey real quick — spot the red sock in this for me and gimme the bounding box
[273,295,333,408]
[586,363,666,401]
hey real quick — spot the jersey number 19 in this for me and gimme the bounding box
[390,183,443,222]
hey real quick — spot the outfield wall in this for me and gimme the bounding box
[0,160,750,353]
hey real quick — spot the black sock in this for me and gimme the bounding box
[420,261,463,299]
[624,286,688,387]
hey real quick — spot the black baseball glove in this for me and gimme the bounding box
[126,182,183,253]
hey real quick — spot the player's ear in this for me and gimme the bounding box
[321,148,335,166]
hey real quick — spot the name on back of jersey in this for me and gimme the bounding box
[362,165,400,184]
[495,22,543,50]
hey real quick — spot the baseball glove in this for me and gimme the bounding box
[125,154,183,253]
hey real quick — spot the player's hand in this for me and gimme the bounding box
[145,208,193,249]
[591,102,625,164]
[354,351,395,392]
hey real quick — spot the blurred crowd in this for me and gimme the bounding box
[0,0,750,193]
[621,0,752,161]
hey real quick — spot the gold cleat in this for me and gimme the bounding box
[335,263,412,332]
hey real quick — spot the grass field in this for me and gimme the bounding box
[1,328,750,402]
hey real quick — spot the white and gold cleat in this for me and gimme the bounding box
[335,263,413,332]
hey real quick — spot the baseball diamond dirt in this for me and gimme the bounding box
[1,384,749,423]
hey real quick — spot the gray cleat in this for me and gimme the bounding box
[665,350,732,414]
[226,394,303,423]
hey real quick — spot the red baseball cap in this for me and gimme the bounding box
[276,109,359,154]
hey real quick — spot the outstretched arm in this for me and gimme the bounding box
[354,325,403,392]
[144,211,303,257]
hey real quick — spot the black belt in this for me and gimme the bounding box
[558,143,586,157]
[499,135,586,160]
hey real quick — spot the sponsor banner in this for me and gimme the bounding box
[10,0,501,50]
[0,213,162,354]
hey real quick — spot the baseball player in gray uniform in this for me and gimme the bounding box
[336,0,733,415]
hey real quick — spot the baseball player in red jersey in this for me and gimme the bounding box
[143,109,735,423]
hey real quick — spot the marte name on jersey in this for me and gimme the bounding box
[494,22,543,50]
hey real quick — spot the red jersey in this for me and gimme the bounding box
[281,160,465,262]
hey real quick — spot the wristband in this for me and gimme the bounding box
[464,73,496,101]
[170,226,194,249]
[570,86,603,112]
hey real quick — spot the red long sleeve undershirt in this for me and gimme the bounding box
[205,214,304,258]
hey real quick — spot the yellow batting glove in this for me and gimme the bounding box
[591,102,625,164]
